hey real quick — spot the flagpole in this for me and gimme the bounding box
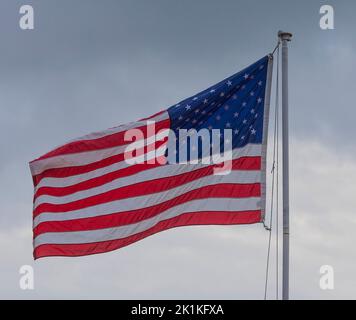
[278,30,292,300]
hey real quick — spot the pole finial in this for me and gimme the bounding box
[278,31,292,41]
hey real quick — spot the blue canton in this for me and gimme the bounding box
[167,55,270,163]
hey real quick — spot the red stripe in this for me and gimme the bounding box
[31,118,170,163]
[32,136,168,187]
[35,155,260,199]
[35,161,164,199]
[33,210,261,259]
[33,157,261,216]
[34,183,261,237]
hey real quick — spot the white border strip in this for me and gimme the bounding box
[260,54,274,222]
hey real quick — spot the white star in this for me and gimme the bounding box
[243,119,247,124]
[175,104,180,108]
[203,98,209,104]
[251,109,255,114]
[224,105,229,110]
[193,97,198,101]
[233,112,239,117]
[255,113,258,118]
[258,81,262,86]
[216,115,221,120]
[251,129,256,135]
[241,135,245,140]
[226,122,231,128]
[185,105,191,110]
[234,129,239,135]
[260,65,264,69]
[244,74,249,79]
[192,119,197,124]
[227,80,232,86]
[257,97,262,103]
[250,91,255,96]
[242,102,247,107]
[220,92,225,97]
[210,89,216,93]
[232,95,237,100]
[201,110,206,115]
[178,115,183,120]
[195,109,200,114]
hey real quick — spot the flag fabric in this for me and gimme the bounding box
[30,55,273,258]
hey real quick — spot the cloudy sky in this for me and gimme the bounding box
[1,0,355,299]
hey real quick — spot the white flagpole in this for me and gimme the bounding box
[278,30,292,300]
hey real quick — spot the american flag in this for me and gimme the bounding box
[30,55,273,258]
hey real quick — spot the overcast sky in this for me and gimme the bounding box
[1,0,356,299]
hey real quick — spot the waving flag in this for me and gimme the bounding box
[30,55,273,258]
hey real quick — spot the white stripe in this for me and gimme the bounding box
[30,126,170,176]
[33,170,261,227]
[34,145,261,208]
[69,112,168,142]
[33,142,168,195]
[34,143,262,191]
[34,197,260,247]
